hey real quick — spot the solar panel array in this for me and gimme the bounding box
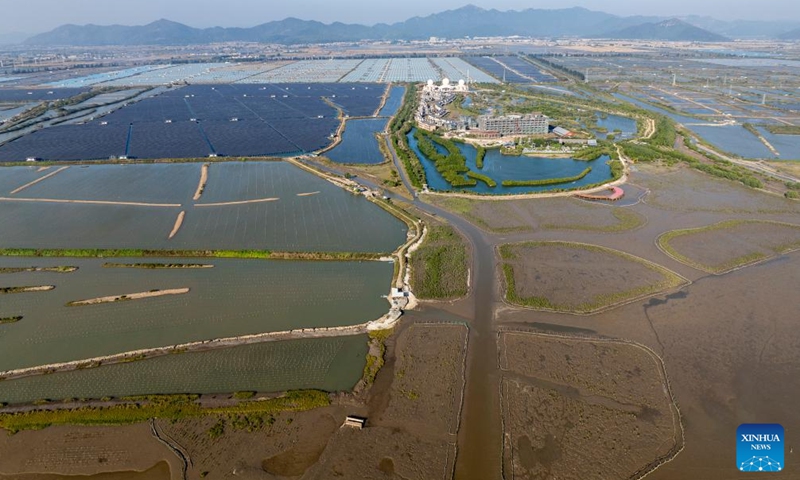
[36,58,510,87]
[0,83,385,162]
[430,58,498,84]
[186,62,291,84]
[492,56,557,83]
[463,56,556,84]
[340,58,441,83]
[0,88,90,102]
[101,63,226,87]
[46,66,167,88]
[238,60,362,84]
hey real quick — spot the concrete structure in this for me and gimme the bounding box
[344,416,366,429]
[477,113,549,136]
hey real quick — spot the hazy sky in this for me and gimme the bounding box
[3,0,798,33]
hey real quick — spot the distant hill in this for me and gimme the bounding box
[25,18,374,46]
[779,28,800,40]
[25,6,738,46]
[598,19,730,42]
[682,16,800,39]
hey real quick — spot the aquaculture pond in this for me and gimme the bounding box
[0,256,392,371]
[0,335,368,404]
[588,112,637,141]
[14,163,200,204]
[0,162,408,253]
[613,93,774,159]
[377,85,407,118]
[407,130,613,194]
[756,126,800,159]
[326,118,388,164]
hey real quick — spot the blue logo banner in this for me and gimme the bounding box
[737,424,784,472]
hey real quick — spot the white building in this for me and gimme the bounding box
[422,78,469,94]
[477,114,549,136]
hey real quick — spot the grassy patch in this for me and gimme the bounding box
[415,129,476,188]
[362,329,393,386]
[233,391,257,400]
[764,125,800,135]
[467,170,497,187]
[428,197,530,233]
[207,418,225,439]
[476,146,487,169]
[572,145,613,161]
[500,241,685,314]
[411,225,469,300]
[0,391,330,434]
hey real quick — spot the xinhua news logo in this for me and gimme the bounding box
[737,424,784,472]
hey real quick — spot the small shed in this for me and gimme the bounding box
[553,127,573,138]
[343,416,366,429]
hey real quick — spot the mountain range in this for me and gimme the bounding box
[21,5,800,46]
[595,19,729,42]
[779,28,800,40]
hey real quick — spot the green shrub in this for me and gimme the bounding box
[233,391,256,400]
[502,167,591,187]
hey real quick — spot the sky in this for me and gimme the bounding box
[2,0,798,34]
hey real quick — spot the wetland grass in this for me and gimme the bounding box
[500,241,686,314]
[657,220,800,274]
[411,225,469,300]
[0,390,330,434]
